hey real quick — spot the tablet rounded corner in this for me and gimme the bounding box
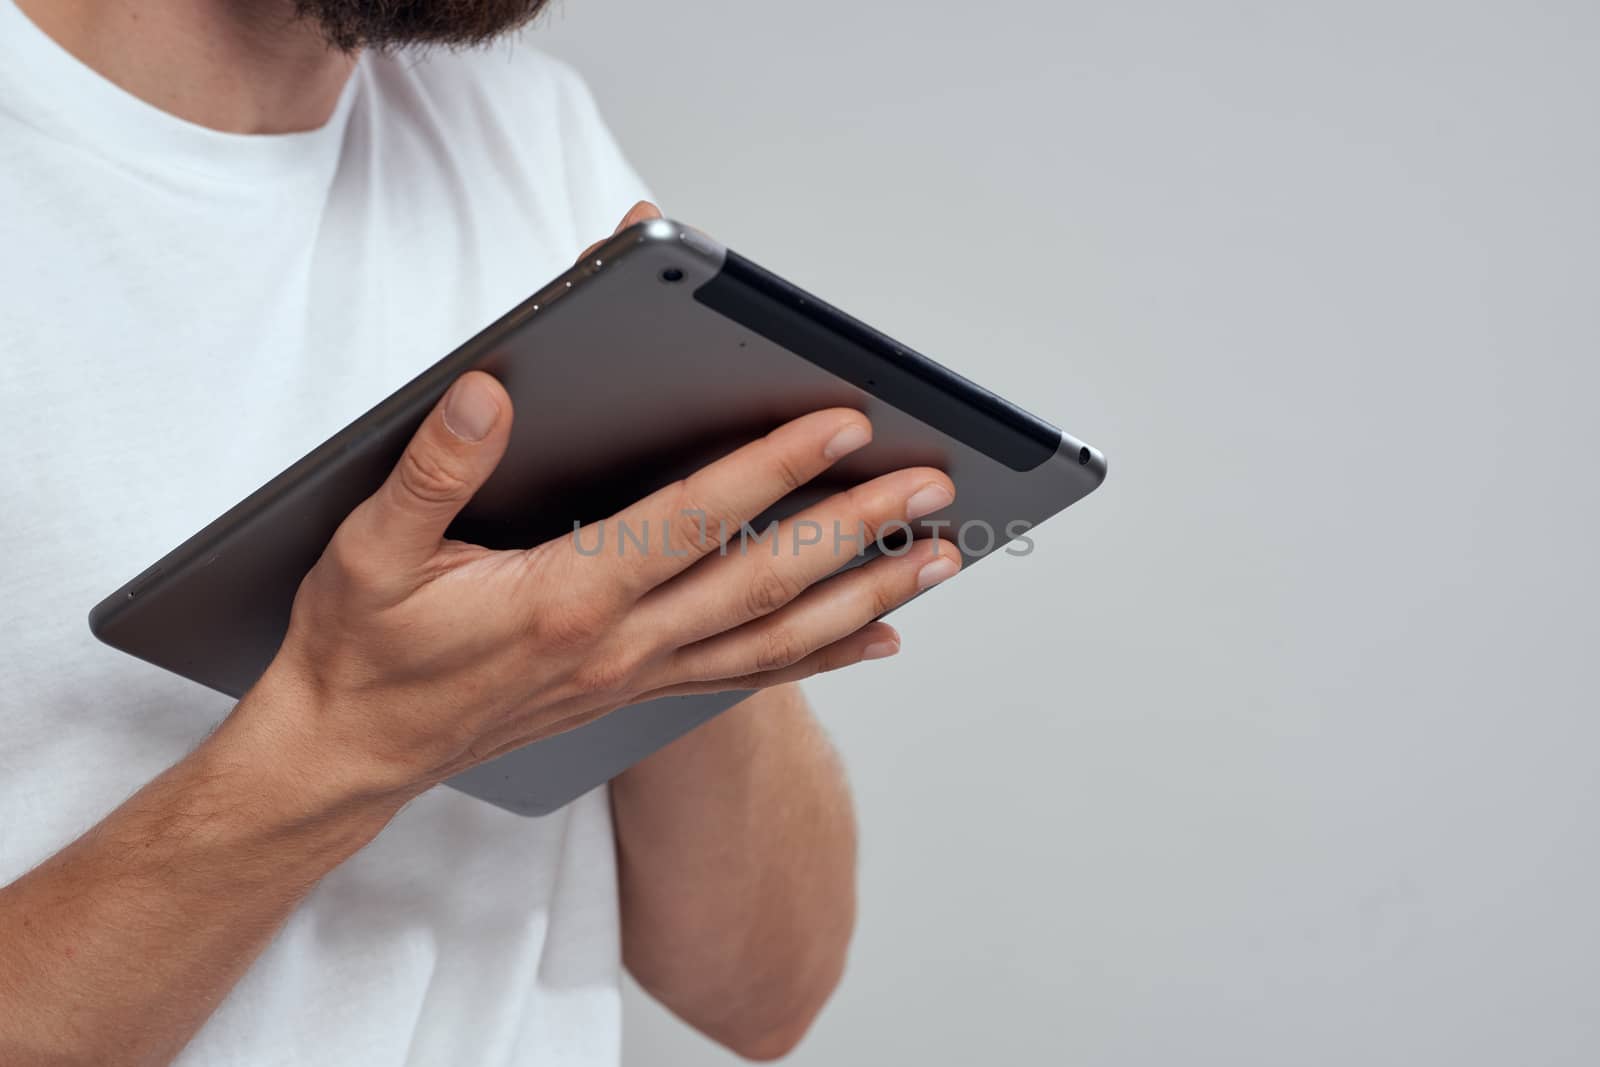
[86,595,120,643]
[1056,433,1109,493]
[616,217,727,272]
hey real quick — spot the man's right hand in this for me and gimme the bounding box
[240,370,962,805]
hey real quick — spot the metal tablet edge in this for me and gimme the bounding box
[690,247,1090,475]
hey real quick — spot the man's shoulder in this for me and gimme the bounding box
[364,38,607,145]
[358,37,649,239]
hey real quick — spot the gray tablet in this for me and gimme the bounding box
[89,219,1107,816]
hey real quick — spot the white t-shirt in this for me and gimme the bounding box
[0,3,651,1063]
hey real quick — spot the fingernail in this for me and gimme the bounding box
[824,424,871,460]
[916,556,960,590]
[862,640,900,660]
[905,483,954,520]
[443,376,498,442]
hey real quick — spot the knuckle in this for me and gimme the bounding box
[752,627,808,674]
[664,490,718,554]
[668,480,740,553]
[573,654,636,698]
[571,639,653,698]
[322,528,364,575]
[743,567,804,618]
[869,580,901,619]
[395,447,468,506]
[531,598,613,651]
[321,528,382,589]
[844,483,896,542]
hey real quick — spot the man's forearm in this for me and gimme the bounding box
[610,684,858,1060]
[0,691,402,1067]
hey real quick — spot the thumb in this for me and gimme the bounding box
[613,199,663,233]
[348,371,512,570]
[576,200,663,263]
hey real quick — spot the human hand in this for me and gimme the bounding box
[253,373,959,800]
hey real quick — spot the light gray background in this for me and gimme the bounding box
[537,2,1599,1063]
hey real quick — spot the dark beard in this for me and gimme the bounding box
[294,0,553,52]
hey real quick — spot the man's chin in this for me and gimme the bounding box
[294,0,552,52]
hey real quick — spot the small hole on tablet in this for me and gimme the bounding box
[660,267,684,283]
[1078,446,1091,465]
[866,378,877,388]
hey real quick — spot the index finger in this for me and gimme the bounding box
[581,408,873,598]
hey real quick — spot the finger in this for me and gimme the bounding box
[573,407,874,597]
[577,200,663,262]
[639,621,905,701]
[633,465,955,646]
[615,200,663,232]
[340,371,512,571]
[660,538,960,685]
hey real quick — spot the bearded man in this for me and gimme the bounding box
[0,2,963,1063]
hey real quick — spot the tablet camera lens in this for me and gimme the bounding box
[660,267,685,283]
[1078,446,1091,465]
